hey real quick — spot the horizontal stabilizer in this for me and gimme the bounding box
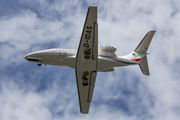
[139,55,150,76]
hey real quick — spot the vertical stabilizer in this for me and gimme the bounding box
[135,30,155,53]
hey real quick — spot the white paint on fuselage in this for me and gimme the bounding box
[24,48,138,71]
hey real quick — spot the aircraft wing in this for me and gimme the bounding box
[75,6,98,114]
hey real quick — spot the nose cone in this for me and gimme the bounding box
[24,52,39,60]
[24,54,29,60]
[24,52,35,60]
[24,52,43,62]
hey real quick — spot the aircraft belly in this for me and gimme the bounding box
[97,57,127,71]
[42,58,64,66]
[42,57,76,68]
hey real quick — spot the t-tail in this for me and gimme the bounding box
[122,30,156,76]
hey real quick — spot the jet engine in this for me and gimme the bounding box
[98,45,117,57]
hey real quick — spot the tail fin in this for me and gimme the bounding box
[136,30,155,76]
[121,30,155,76]
[134,30,155,53]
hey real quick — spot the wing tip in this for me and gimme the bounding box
[80,109,89,114]
[148,30,156,34]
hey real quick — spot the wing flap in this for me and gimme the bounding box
[92,23,98,60]
[88,72,97,103]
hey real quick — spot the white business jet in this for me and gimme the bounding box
[24,6,155,114]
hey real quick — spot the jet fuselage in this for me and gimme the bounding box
[24,48,139,72]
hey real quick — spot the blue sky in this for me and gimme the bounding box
[0,0,180,120]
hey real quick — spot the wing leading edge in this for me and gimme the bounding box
[75,6,98,114]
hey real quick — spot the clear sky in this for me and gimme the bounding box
[0,0,180,120]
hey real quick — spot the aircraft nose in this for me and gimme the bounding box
[24,52,37,61]
[24,52,43,63]
[24,54,29,60]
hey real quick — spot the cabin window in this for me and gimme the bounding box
[60,49,66,56]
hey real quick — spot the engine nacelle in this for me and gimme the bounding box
[98,45,117,57]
